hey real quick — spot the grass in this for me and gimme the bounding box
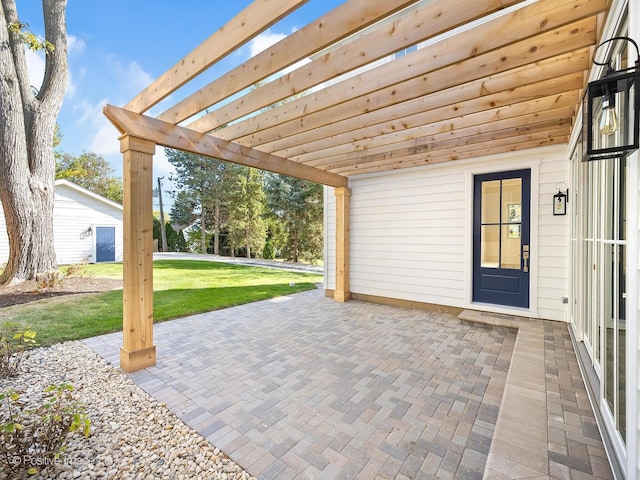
[1,260,323,347]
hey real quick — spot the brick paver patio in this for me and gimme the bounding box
[85,289,612,479]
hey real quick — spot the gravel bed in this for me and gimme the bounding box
[0,342,256,480]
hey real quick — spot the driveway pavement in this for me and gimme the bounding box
[153,252,323,274]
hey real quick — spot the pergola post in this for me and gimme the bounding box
[119,134,156,372]
[334,187,351,302]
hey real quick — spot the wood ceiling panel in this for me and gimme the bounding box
[211,0,605,143]
[253,48,590,153]
[230,22,593,159]
[297,96,577,165]
[274,75,582,160]
[328,120,572,175]
[339,135,569,176]
[312,107,575,169]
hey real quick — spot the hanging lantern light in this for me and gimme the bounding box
[583,37,640,161]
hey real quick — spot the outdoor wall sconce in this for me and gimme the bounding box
[583,36,640,161]
[80,226,93,240]
[553,185,568,216]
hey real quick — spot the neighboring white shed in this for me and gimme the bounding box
[0,179,123,265]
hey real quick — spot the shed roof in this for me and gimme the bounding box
[104,0,610,186]
[54,179,123,211]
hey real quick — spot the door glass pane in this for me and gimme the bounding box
[502,179,522,223]
[481,225,500,268]
[620,158,627,241]
[481,181,501,224]
[604,243,614,413]
[501,225,521,269]
[619,244,626,440]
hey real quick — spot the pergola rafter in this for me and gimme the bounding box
[104,0,612,371]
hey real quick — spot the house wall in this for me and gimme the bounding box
[0,183,123,266]
[325,144,570,321]
[53,184,123,264]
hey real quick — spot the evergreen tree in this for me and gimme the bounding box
[176,230,188,252]
[166,149,229,254]
[226,166,267,258]
[265,173,323,262]
[165,222,179,251]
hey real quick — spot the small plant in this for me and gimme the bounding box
[62,262,87,278]
[0,384,90,475]
[35,270,62,292]
[0,323,38,378]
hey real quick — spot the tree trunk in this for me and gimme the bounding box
[293,227,299,263]
[200,204,206,254]
[245,225,251,259]
[213,200,220,255]
[0,0,68,285]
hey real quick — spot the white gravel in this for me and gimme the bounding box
[0,342,256,480]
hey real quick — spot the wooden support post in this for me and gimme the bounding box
[334,187,351,302]
[119,135,156,372]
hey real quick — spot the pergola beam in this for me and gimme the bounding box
[157,0,421,125]
[213,0,606,143]
[340,135,569,176]
[187,0,524,132]
[103,104,347,188]
[326,120,571,174]
[256,49,590,154]
[319,109,574,170]
[124,0,310,114]
[282,81,582,162]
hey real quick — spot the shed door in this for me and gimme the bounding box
[473,169,531,308]
[96,226,116,263]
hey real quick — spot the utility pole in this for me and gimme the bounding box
[157,177,168,252]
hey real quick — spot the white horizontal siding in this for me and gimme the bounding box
[324,144,570,321]
[53,185,123,264]
[0,182,123,266]
[536,153,569,320]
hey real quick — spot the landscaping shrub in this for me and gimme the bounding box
[0,323,38,378]
[0,384,90,475]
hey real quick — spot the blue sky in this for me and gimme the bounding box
[15,0,343,190]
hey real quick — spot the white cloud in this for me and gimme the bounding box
[69,97,119,156]
[25,36,85,97]
[249,30,287,58]
[153,149,176,182]
[90,118,121,156]
[25,49,45,93]
[67,35,86,55]
[68,54,154,159]
[104,55,154,98]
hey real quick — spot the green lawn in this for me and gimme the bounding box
[1,260,322,346]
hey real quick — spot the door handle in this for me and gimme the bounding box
[522,245,529,273]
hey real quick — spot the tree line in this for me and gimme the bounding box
[53,147,324,263]
[165,149,324,263]
[0,1,321,284]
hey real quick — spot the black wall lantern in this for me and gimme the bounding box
[583,37,640,161]
[553,184,568,216]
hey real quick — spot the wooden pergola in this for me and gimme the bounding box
[104,0,609,372]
